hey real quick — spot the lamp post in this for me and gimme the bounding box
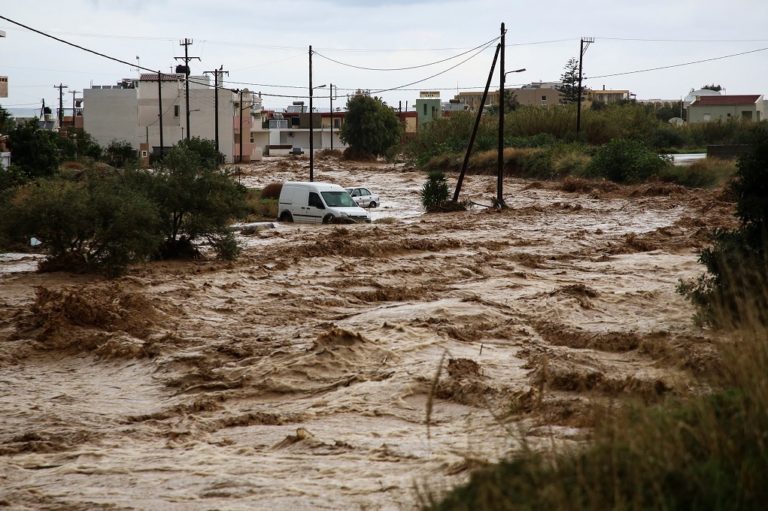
[309,83,326,181]
[497,56,526,208]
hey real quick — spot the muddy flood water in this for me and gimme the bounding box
[0,157,736,510]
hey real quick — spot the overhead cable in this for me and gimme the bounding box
[313,36,499,71]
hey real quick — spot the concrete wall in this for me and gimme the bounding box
[83,88,138,148]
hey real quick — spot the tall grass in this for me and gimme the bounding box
[405,104,767,168]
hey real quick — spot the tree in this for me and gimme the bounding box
[0,104,13,133]
[558,57,582,104]
[104,140,138,168]
[701,84,723,92]
[340,93,402,158]
[130,139,247,260]
[57,128,103,161]
[8,120,61,179]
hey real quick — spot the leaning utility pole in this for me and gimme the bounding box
[53,83,68,129]
[452,43,501,203]
[204,66,228,155]
[175,38,200,141]
[576,37,594,137]
[497,22,507,208]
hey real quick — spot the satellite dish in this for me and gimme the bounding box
[669,117,684,126]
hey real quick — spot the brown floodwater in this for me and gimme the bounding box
[0,158,734,509]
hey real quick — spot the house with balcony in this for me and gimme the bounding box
[589,87,632,105]
[688,95,765,123]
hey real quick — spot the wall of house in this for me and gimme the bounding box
[416,98,441,126]
[688,102,764,123]
[512,87,562,107]
[83,88,139,149]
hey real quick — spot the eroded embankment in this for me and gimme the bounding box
[0,162,734,510]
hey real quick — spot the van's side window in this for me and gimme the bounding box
[308,192,324,209]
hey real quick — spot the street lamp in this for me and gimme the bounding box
[309,83,326,182]
[505,68,526,76]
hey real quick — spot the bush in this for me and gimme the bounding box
[104,140,138,168]
[0,172,161,276]
[421,171,450,212]
[260,182,283,200]
[659,158,736,189]
[679,126,768,326]
[585,138,670,183]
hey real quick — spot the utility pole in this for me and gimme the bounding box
[157,71,164,158]
[329,83,334,152]
[453,43,501,203]
[175,38,200,141]
[204,65,228,155]
[309,45,315,181]
[53,83,68,129]
[497,22,506,209]
[239,89,244,164]
[70,90,80,129]
[576,37,594,137]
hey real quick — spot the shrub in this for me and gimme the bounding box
[0,172,161,276]
[659,158,736,189]
[104,140,138,168]
[679,125,768,326]
[260,182,283,200]
[585,138,670,183]
[421,171,450,212]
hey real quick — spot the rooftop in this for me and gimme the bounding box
[691,95,762,106]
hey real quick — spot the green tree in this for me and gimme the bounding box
[701,83,723,92]
[0,104,13,133]
[57,128,103,161]
[340,93,402,158]
[131,140,247,260]
[0,172,162,276]
[8,120,61,179]
[558,57,582,104]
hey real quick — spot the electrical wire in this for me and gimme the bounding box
[588,46,768,79]
[597,36,768,43]
[313,36,499,71]
[369,41,499,94]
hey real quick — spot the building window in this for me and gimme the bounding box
[541,95,547,101]
[174,105,180,117]
[423,104,427,116]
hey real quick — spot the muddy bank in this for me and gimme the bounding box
[0,158,731,509]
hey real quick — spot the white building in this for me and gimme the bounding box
[83,75,263,163]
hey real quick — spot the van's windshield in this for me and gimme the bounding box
[321,191,356,208]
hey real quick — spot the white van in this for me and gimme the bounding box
[277,182,371,224]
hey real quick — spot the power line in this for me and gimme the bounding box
[370,40,498,94]
[597,36,768,43]
[313,36,499,71]
[589,46,768,79]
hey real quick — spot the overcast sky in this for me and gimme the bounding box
[2,0,767,113]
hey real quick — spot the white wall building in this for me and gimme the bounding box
[83,75,262,163]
